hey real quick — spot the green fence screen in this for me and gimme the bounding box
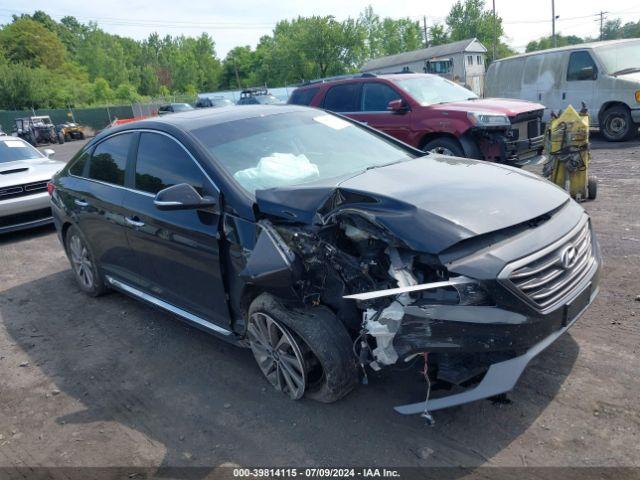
[0,105,135,133]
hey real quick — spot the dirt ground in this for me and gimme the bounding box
[0,135,638,473]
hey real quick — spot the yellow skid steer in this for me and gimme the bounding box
[543,104,597,201]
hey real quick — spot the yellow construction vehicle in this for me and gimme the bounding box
[543,103,597,201]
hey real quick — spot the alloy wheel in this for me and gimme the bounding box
[247,312,307,400]
[69,234,94,289]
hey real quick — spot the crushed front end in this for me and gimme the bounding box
[239,166,601,414]
[471,110,546,167]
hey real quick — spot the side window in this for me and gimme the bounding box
[69,150,90,177]
[323,83,360,112]
[467,55,473,66]
[361,83,401,111]
[289,87,320,106]
[567,51,597,81]
[88,133,132,186]
[135,132,206,195]
[477,55,482,65]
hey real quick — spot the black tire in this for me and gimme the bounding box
[423,137,465,157]
[601,105,638,142]
[78,132,85,140]
[248,293,358,403]
[64,225,108,297]
[588,175,598,200]
[57,132,65,144]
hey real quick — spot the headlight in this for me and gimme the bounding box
[467,111,511,127]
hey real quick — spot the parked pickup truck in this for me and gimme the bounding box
[289,73,546,166]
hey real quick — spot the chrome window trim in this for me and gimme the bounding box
[69,128,220,198]
[343,276,474,301]
[497,214,596,312]
[105,275,232,336]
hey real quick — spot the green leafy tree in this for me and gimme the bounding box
[0,18,67,69]
[91,77,114,104]
[428,24,449,46]
[525,34,584,52]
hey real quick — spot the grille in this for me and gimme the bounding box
[506,221,595,310]
[0,180,48,200]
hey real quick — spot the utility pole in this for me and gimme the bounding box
[423,15,428,48]
[492,0,497,61]
[233,56,241,90]
[597,11,609,40]
[551,0,557,48]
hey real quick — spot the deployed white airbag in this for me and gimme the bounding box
[234,152,320,192]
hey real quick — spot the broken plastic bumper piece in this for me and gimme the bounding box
[394,286,599,415]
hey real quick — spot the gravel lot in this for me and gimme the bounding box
[0,136,638,471]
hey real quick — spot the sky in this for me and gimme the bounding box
[1,0,640,58]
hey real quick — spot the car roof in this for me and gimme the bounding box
[494,38,640,62]
[116,104,311,132]
[295,72,434,90]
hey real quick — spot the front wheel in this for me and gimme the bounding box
[601,106,637,142]
[247,294,358,403]
[65,225,108,297]
[423,137,465,157]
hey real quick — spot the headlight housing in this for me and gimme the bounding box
[467,111,511,128]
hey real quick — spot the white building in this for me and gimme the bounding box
[361,38,488,96]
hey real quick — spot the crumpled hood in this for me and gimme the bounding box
[255,155,570,254]
[0,158,65,188]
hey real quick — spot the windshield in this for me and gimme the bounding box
[192,111,415,194]
[173,103,194,112]
[594,41,640,75]
[392,75,477,106]
[0,138,43,163]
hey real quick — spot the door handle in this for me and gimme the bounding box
[125,216,145,228]
[74,199,88,207]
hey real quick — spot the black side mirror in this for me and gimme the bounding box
[154,183,217,211]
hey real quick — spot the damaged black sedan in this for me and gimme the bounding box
[50,105,601,415]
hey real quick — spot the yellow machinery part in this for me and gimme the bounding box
[544,105,591,201]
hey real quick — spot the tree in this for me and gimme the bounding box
[525,34,584,52]
[428,24,449,46]
[91,78,114,104]
[0,18,67,69]
[444,0,515,59]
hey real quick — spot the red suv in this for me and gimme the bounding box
[289,73,546,166]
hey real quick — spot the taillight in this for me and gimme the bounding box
[47,182,55,196]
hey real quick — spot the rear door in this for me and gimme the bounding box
[321,82,361,117]
[67,132,137,279]
[121,131,230,327]
[348,81,413,143]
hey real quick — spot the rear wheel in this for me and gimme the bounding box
[247,294,358,403]
[64,225,107,297]
[423,137,465,157]
[601,105,637,141]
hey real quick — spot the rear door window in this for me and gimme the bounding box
[322,83,360,112]
[134,132,207,195]
[361,83,401,111]
[88,133,133,186]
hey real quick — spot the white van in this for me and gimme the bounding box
[486,39,640,141]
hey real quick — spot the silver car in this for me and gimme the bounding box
[0,136,65,233]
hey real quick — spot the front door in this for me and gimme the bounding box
[562,50,597,120]
[122,131,230,327]
[347,81,414,144]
